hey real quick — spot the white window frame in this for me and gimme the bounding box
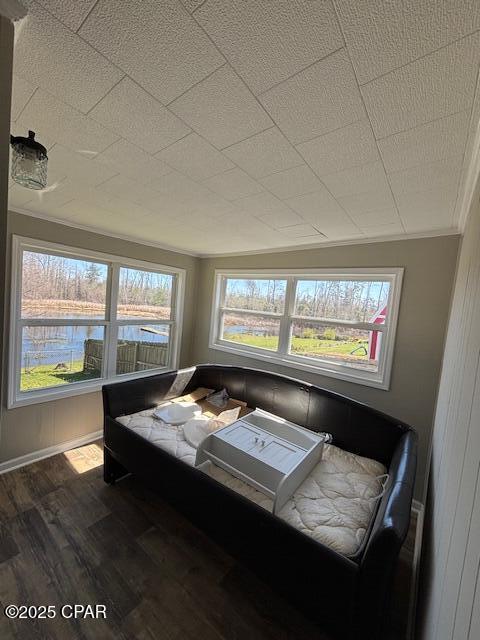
[9,236,185,408]
[209,268,404,390]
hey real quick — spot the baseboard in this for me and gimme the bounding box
[408,500,425,640]
[0,430,103,475]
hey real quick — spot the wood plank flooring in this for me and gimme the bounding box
[0,440,415,639]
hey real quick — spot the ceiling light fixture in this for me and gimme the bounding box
[10,130,48,190]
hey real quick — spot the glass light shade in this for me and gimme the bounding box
[10,131,48,190]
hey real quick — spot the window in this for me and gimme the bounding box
[210,269,403,389]
[9,237,185,407]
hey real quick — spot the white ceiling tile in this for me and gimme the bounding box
[155,225,216,250]
[156,133,234,181]
[24,201,75,218]
[233,191,298,220]
[259,164,324,199]
[98,215,171,239]
[176,210,223,230]
[68,189,127,215]
[140,223,189,244]
[89,78,190,154]
[378,110,470,173]
[93,139,172,186]
[70,213,119,231]
[140,174,219,219]
[388,157,463,198]
[223,127,303,178]
[145,170,212,200]
[137,217,184,233]
[359,222,405,237]
[335,0,480,85]
[396,185,457,232]
[285,188,360,238]
[297,119,379,176]
[180,0,205,13]
[15,90,119,154]
[190,237,240,253]
[321,161,389,198]
[14,1,124,113]
[337,186,395,216]
[56,201,117,225]
[83,191,166,221]
[24,177,84,211]
[11,75,36,121]
[286,186,344,220]
[47,144,119,187]
[142,198,194,219]
[8,182,34,208]
[170,65,273,149]
[288,235,331,246]
[259,49,365,144]
[210,211,274,236]
[37,0,98,31]
[279,223,324,238]
[79,0,224,104]
[195,0,343,95]
[361,33,480,139]
[231,192,303,230]
[186,192,241,219]
[12,1,476,253]
[319,226,363,240]
[96,174,163,208]
[203,168,264,200]
[350,207,400,227]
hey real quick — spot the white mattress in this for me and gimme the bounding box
[116,407,387,556]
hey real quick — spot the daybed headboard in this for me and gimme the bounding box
[191,364,411,466]
[103,363,412,467]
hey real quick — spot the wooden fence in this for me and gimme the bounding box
[83,338,168,375]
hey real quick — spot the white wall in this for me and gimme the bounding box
[418,183,480,639]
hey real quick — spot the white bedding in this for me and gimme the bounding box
[116,407,387,556]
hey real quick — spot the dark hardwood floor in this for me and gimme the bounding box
[0,440,415,639]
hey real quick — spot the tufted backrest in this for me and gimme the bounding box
[184,364,409,466]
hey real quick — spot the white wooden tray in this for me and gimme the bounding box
[195,409,325,514]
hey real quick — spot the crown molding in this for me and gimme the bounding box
[198,227,461,259]
[8,207,200,258]
[9,207,460,260]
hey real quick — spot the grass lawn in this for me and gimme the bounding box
[224,333,369,360]
[20,360,99,391]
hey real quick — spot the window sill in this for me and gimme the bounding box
[8,367,175,409]
[209,341,390,391]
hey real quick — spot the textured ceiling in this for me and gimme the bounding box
[8,0,480,255]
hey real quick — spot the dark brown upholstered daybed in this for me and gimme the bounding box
[103,364,417,640]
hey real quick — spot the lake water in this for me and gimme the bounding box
[223,324,274,337]
[22,324,169,367]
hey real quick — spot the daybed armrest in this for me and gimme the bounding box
[355,430,417,638]
[102,367,197,418]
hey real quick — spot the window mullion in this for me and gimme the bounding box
[18,318,108,327]
[289,316,387,332]
[220,306,283,318]
[105,263,119,379]
[114,318,175,326]
[278,277,296,355]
